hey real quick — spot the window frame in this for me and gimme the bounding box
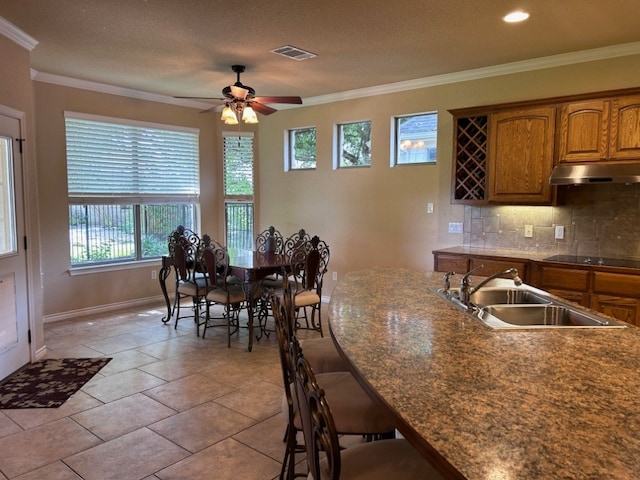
[64,112,200,269]
[284,126,317,171]
[390,111,438,167]
[223,131,255,250]
[333,120,372,169]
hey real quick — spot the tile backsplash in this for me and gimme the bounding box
[463,183,640,259]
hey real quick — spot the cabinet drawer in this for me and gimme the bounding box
[434,255,469,273]
[593,271,640,298]
[469,258,527,279]
[539,266,589,291]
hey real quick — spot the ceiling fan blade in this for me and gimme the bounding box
[253,96,302,105]
[230,85,249,100]
[250,102,278,115]
[174,96,226,101]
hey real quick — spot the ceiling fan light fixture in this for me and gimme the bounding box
[221,104,238,124]
[242,105,259,124]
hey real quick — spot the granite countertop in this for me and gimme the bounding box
[328,267,640,480]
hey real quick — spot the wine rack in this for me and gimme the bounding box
[453,116,488,203]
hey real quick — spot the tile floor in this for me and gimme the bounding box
[0,301,328,480]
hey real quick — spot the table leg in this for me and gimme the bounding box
[242,280,262,352]
[159,258,173,324]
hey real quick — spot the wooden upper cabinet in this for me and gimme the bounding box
[558,99,609,163]
[609,94,640,160]
[488,106,555,204]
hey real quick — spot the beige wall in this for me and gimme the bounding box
[0,35,43,353]
[34,82,220,317]
[257,55,640,297]
[27,53,640,319]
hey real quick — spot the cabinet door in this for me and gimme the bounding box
[488,106,555,204]
[609,95,640,160]
[558,99,609,163]
[591,294,640,326]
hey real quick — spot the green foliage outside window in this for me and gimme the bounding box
[290,127,316,169]
[340,121,371,167]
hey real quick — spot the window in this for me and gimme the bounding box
[285,127,316,170]
[223,132,254,250]
[336,120,371,168]
[391,112,438,166]
[65,112,199,267]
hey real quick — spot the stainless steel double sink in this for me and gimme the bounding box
[432,284,628,329]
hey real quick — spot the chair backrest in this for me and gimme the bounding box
[270,288,298,418]
[290,235,330,292]
[292,336,341,480]
[168,226,200,282]
[283,228,311,259]
[255,225,284,254]
[201,246,232,289]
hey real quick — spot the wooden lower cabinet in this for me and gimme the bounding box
[529,264,591,307]
[433,254,469,274]
[432,251,528,280]
[591,271,640,326]
[591,294,640,326]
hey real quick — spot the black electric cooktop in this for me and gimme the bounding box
[543,254,640,269]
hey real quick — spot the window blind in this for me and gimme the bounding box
[223,133,254,196]
[65,112,199,204]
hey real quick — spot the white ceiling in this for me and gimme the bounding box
[2,0,640,107]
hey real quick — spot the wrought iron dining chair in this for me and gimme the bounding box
[255,225,285,254]
[292,336,444,480]
[201,245,246,346]
[271,289,394,480]
[289,235,330,336]
[167,226,210,334]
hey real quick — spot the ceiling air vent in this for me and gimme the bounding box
[271,45,317,61]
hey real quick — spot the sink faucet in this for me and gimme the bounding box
[442,271,456,296]
[460,265,522,306]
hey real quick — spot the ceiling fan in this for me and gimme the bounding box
[175,65,302,123]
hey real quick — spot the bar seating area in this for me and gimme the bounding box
[271,284,443,480]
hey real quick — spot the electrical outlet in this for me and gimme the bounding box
[332,272,337,281]
[427,203,434,214]
[555,225,565,240]
[151,270,156,280]
[524,225,533,238]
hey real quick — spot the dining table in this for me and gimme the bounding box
[328,266,640,480]
[158,249,289,351]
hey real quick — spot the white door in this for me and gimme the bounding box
[0,113,29,380]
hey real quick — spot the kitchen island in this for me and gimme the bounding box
[328,267,640,480]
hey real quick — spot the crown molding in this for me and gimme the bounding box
[31,70,212,109]
[28,40,640,109]
[301,41,640,107]
[0,16,38,50]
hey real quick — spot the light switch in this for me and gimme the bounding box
[555,225,564,240]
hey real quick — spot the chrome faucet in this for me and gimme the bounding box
[460,265,522,306]
[442,271,456,296]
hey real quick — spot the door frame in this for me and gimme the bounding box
[0,103,41,365]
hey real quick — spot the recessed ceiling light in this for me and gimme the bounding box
[503,10,530,23]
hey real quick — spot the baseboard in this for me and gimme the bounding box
[44,293,330,324]
[43,294,166,323]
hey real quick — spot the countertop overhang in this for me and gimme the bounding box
[328,267,640,480]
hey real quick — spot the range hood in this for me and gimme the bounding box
[549,163,640,185]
